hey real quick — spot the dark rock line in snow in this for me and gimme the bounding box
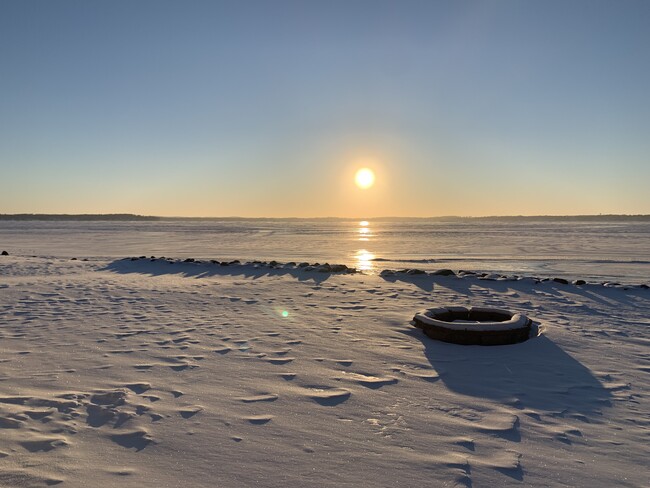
[118,256,648,290]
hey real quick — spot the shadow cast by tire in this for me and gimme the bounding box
[410,329,611,416]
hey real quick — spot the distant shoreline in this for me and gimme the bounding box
[0,214,159,221]
[1,214,649,222]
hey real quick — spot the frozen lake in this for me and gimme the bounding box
[1,218,648,282]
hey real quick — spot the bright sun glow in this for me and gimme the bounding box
[355,168,375,189]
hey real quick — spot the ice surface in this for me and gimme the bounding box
[1,218,648,282]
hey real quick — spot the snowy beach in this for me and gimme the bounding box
[4,0,650,485]
[0,251,648,487]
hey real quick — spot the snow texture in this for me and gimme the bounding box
[0,254,648,487]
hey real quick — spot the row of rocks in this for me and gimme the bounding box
[122,256,648,289]
[296,262,357,273]
[380,267,648,290]
[125,256,359,274]
[380,268,455,277]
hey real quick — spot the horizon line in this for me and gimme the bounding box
[2,213,650,220]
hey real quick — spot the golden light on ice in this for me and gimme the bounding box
[358,220,371,241]
[354,168,375,189]
[355,249,375,271]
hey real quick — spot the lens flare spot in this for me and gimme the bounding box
[281,310,289,318]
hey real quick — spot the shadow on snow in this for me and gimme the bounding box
[403,327,612,416]
[102,258,335,284]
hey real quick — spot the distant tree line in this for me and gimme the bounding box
[0,214,160,221]
[431,214,650,222]
[155,215,650,221]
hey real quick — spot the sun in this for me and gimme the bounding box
[354,168,375,189]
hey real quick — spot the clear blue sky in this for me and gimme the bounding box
[1,0,649,217]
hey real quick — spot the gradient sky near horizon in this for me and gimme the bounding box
[1,1,649,217]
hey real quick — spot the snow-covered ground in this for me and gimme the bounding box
[0,255,648,487]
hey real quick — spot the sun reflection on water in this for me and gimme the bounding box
[353,221,375,271]
[355,249,375,272]
[357,220,372,241]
